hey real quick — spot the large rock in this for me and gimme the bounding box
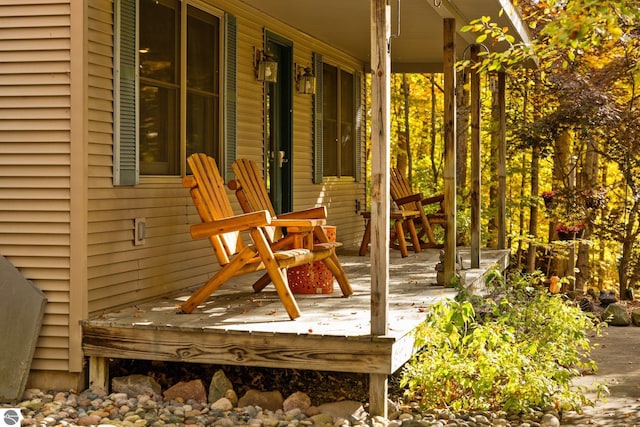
[283,391,311,412]
[602,303,631,326]
[111,374,161,398]
[237,389,283,411]
[163,379,207,403]
[208,369,235,404]
[631,309,640,326]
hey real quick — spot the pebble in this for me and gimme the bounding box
[2,389,564,427]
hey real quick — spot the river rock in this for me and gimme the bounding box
[111,374,161,398]
[283,391,311,412]
[163,379,207,403]
[237,389,283,411]
[316,400,368,422]
[208,369,234,403]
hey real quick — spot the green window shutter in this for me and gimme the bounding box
[354,70,363,182]
[113,0,138,186]
[224,13,238,182]
[312,52,323,184]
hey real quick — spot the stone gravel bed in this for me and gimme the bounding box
[2,387,564,427]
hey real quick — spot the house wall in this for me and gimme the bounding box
[0,0,83,389]
[0,0,365,389]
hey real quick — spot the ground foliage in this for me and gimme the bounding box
[400,269,604,414]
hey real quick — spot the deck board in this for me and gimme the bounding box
[82,247,509,377]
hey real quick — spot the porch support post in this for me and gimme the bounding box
[497,72,507,249]
[470,45,481,268]
[369,0,391,417]
[443,18,457,285]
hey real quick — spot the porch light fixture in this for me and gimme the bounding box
[253,47,278,83]
[295,64,316,95]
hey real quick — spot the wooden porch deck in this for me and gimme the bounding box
[81,247,509,389]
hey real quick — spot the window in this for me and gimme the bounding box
[138,0,219,175]
[322,64,355,177]
[115,0,235,184]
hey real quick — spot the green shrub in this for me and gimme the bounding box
[400,270,602,413]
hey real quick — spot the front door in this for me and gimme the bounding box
[265,34,293,215]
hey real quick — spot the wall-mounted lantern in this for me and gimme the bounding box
[253,47,278,83]
[295,64,316,95]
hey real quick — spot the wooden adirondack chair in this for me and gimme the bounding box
[181,153,351,319]
[228,158,352,297]
[390,167,446,248]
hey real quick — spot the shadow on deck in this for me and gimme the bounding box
[81,246,510,389]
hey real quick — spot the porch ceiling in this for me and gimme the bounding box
[238,0,530,73]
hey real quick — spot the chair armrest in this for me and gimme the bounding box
[190,211,271,239]
[421,193,444,204]
[182,175,197,189]
[395,193,423,206]
[421,194,445,207]
[276,206,327,220]
[271,218,326,228]
[227,179,241,191]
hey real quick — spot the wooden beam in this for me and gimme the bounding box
[83,325,397,374]
[443,18,457,285]
[470,45,481,269]
[88,356,109,392]
[497,72,507,249]
[369,0,391,417]
[369,0,390,337]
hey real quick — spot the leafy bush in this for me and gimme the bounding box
[400,270,602,413]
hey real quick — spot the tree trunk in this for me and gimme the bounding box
[487,76,500,247]
[429,73,440,185]
[456,72,469,195]
[549,130,571,276]
[402,74,413,185]
[527,145,540,273]
[575,135,598,292]
[395,76,408,174]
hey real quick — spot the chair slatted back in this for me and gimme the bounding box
[184,153,243,264]
[231,158,282,242]
[390,167,417,208]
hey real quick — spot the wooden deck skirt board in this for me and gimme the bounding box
[82,248,510,389]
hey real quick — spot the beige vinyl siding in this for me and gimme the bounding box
[0,0,72,373]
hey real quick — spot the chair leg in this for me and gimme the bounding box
[180,246,257,313]
[406,218,421,253]
[322,252,353,297]
[394,219,409,257]
[418,210,439,248]
[359,217,371,256]
[250,229,301,319]
[252,273,272,292]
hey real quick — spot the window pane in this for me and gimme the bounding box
[139,0,179,174]
[187,92,218,158]
[186,6,219,160]
[139,84,179,175]
[340,70,355,177]
[187,6,219,93]
[139,0,177,83]
[322,64,338,176]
